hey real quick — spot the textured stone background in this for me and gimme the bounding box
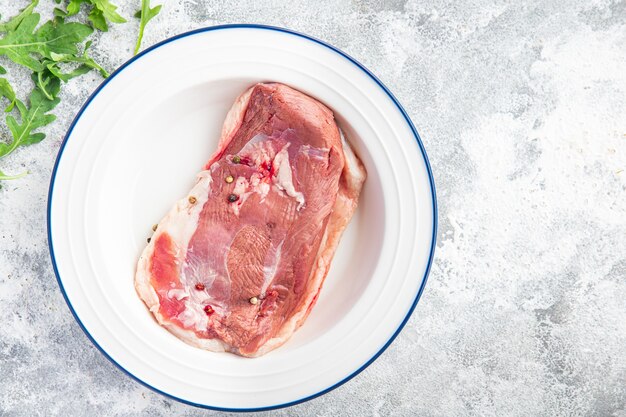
[1,0,625,415]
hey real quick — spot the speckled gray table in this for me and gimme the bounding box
[1,0,625,416]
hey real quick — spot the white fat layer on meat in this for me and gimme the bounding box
[163,171,213,246]
[177,302,209,331]
[177,278,227,331]
[300,144,330,161]
[231,176,250,216]
[233,176,249,194]
[244,132,268,147]
[261,240,284,296]
[250,173,271,202]
[168,289,189,300]
[272,144,305,210]
[240,133,273,166]
[177,293,217,331]
[231,173,271,216]
[339,129,362,187]
[156,171,220,332]
[178,258,224,331]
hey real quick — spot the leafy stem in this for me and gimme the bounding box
[134,0,161,55]
[0,169,28,180]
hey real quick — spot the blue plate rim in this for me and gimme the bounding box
[46,24,438,412]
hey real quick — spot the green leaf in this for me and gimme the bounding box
[0,0,40,33]
[31,72,61,103]
[34,16,94,55]
[0,168,29,181]
[34,70,57,100]
[54,8,68,18]
[0,81,60,159]
[69,0,126,31]
[88,8,108,32]
[0,14,43,71]
[0,77,17,112]
[134,0,161,55]
[0,13,94,72]
[45,40,109,79]
[45,58,99,81]
[66,0,85,16]
[92,0,126,24]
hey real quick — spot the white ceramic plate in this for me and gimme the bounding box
[48,25,437,411]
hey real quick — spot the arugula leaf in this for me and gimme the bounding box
[54,8,68,18]
[66,0,126,32]
[66,0,83,15]
[134,0,161,55]
[45,54,107,81]
[0,79,60,160]
[0,13,93,72]
[88,8,108,32]
[45,40,110,80]
[0,77,17,111]
[0,65,17,112]
[0,14,43,70]
[33,70,59,100]
[93,0,127,24]
[0,0,40,33]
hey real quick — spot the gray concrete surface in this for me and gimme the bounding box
[1,0,625,415]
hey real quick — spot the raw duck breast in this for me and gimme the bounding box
[135,83,366,357]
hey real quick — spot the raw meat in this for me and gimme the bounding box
[135,83,366,357]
